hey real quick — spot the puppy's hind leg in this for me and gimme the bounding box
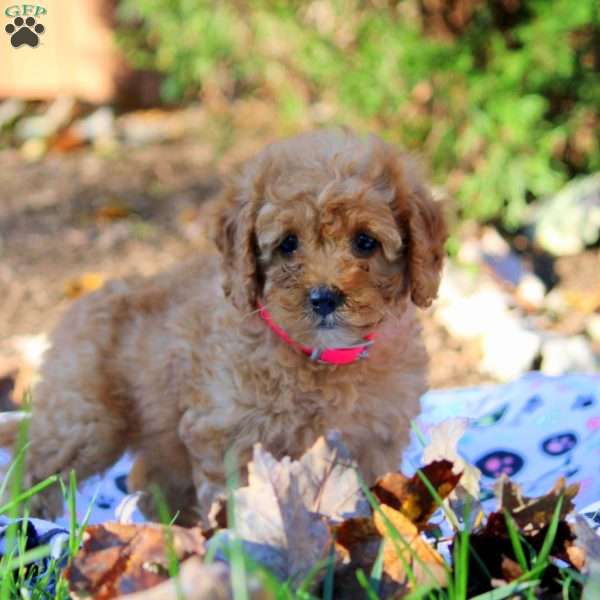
[25,286,132,520]
[27,388,129,520]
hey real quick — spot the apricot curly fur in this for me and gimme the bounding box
[6,130,447,525]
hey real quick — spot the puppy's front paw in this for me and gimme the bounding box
[178,409,233,480]
[134,489,202,527]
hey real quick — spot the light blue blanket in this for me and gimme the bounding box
[2,373,599,544]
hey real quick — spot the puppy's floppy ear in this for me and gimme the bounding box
[405,174,447,307]
[209,163,265,311]
[386,151,447,308]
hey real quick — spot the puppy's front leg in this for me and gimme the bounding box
[178,408,251,524]
[127,435,200,526]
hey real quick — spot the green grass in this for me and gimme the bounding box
[116,0,600,229]
[0,442,585,599]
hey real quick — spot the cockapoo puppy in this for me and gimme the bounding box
[3,129,447,524]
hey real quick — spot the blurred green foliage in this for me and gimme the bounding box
[117,0,600,227]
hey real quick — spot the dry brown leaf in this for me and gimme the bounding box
[233,443,332,585]
[574,516,600,599]
[575,515,600,571]
[500,556,523,582]
[333,517,381,567]
[177,207,202,225]
[229,432,368,584]
[64,272,105,299]
[65,522,206,599]
[49,128,86,153]
[422,418,481,500]
[333,513,446,598]
[295,430,370,522]
[113,557,272,600]
[567,544,587,572]
[95,198,132,223]
[468,514,579,592]
[212,431,368,532]
[371,460,461,529]
[495,475,579,534]
[374,504,447,590]
[465,476,582,596]
[113,558,229,600]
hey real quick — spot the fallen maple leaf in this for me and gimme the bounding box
[499,556,523,582]
[113,557,272,600]
[233,443,332,585]
[574,516,600,567]
[464,476,581,596]
[494,475,579,534]
[467,517,579,596]
[333,516,381,575]
[113,558,229,600]
[295,430,370,522]
[371,460,461,529]
[333,517,396,599]
[574,515,600,599]
[374,504,447,590]
[422,418,481,500]
[209,431,369,530]
[64,272,106,299]
[65,522,206,599]
[220,432,369,585]
[333,510,447,598]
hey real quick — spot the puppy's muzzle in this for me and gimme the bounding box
[308,286,345,317]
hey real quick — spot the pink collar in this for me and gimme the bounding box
[257,302,375,365]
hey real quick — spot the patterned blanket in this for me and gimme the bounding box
[2,372,599,562]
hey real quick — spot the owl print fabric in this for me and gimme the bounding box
[1,372,599,574]
[404,372,600,527]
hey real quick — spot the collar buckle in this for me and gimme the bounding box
[314,339,374,365]
[310,348,323,361]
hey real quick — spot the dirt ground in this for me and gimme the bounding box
[0,137,498,391]
[0,141,219,333]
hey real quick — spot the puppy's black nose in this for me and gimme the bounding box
[309,286,344,317]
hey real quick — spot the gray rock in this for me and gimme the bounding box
[515,273,546,308]
[72,106,115,142]
[480,316,542,381]
[533,174,600,256]
[541,335,598,375]
[543,288,570,316]
[435,264,512,339]
[435,263,542,381]
[15,97,75,140]
[458,227,547,307]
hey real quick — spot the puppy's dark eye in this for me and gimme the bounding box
[352,232,379,257]
[279,234,298,256]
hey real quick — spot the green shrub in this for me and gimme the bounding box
[117,0,600,227]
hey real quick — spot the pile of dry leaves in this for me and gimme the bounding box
[65,428,598,599]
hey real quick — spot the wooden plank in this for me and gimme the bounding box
[0,1,120,102]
